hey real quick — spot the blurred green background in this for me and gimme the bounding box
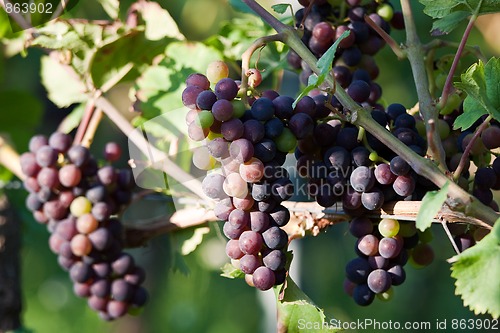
[0,1,498,332]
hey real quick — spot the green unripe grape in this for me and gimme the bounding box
[195,110,215,129]
[70,196,92,217]
[472,151,491,168]
[275,128,297,153]
[434,72,447,91]
[377,4,394,21]
[415,119,426,137]
[436,54,456,72]
[369,151,379,162]
[437,119,450,139]
[439,92,462,115]
[232,100,246,118]
[378,218,400,238]
[376,287,394,301]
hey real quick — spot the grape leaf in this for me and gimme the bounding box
[97,0,120,19]
[419,0,500,34]
[141,1,185,41]
[293,30,350,108]
[276,277,339,333]
[454,57,500,130]
[272,4,291,15]
[430,11,470,35]
[450,218,500,318]
[132,42,222,138]
[220,263,245,279]
[90,31,170,89]
[40,56,87,107]
[416,181,450,231]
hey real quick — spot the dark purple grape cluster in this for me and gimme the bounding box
[289,0,404,103]
[20,133,147,320]
[343,217,433,305]
[182,65,297,290]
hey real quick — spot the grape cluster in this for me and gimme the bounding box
[289,0,403,103]
[183,62,296,290]
[344,217,433,305]
[180,0,499,305]
[20,133,147,320]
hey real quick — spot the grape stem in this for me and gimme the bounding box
[423,39,487,63]
[400,0,448,172]
[240,33,285,104]
[0,0,37,34]
[453,114,492,180]
[73,95,99,146]
[123,199,492,248]
[81,108,104,148]
[441,221,461,255]
[242,0,498,227]
[437,2,482,110]
[364,14,406,60]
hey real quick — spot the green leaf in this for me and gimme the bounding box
[419,0,500,34]
[416,181,450,231]
[32,30,84,50]
[141,1,185,41]
[133,41,222,134]
[450,218,500,318]
[317,30,350,77]
[90,31,170,89]
[97,0,120,19]
[41,56,87,108]
[272,4,291,14]
[454,57,500,130]
[293,74,319,108]
[220,263,245,279]
[276,277,339,333]
[453,99,487,130]
[293,30,350,108]
[430,11,470,35]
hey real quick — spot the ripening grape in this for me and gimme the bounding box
[206,60,229,84]
[378,218,400,238]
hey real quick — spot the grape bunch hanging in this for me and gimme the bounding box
[182,0,499,307]
[20,133,147,320]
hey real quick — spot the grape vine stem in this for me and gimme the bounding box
[400,0,448,171]
[123,199,491,248]
[437,0,483,110]
[453,114,492,180]
[242,0,498,227]
[364,14,405,60]
[240,33,285,103]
